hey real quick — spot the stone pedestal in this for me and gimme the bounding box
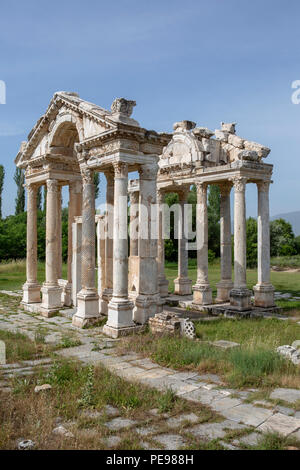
[192,183,212,306]
[41,179,62,315]
[253,181,275,307]
[104,162,134,337]
[157,191,169,297]
[22,183,41,304]
[73,168,99,327]
[216,182,233,302]
[229,177,251,310]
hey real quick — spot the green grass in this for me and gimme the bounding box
[120,317,300,389]
[0,329,55,363]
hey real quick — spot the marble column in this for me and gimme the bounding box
[101,170,114,314]
[97,215,106,312]
[104,162,134,337]
[157,190,169,297]
[253,181,275,307]
[63,181,82,306]
[41,179,62,315]
[216,182,233,302]
[72,168,99,327]
[192,183,212,305]
[229,176,251,310]
[129,189,139,296]
[57,185,62,280]
[22,183,41,304]
[174,188,192,296]
[72,217,82,307]
[134,163,160,324]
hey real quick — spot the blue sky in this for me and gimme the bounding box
[0,0,299,218]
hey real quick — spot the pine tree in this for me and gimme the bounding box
[0,165,5,219]
[14,168,25,215]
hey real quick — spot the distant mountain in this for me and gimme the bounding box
[271,211,300,236]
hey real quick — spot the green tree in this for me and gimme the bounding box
[270,219,296,257]
[14,168,25,215]
[207,185,220,256]
[0,165,4,219]
[246,217,257,267]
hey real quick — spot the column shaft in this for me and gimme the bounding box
[254,181,275,307]
[229,176,251,310]
[216,183,233,301]
[192,183,212,305]
[134,163,160,324]
[22,183,40,304]
[129,189,139,296]
[157,191,169,296]
[174,189,192,295]
[57,185,62,279]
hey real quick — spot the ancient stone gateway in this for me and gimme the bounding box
[15,92,276,337]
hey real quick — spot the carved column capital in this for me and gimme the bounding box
[230,176,247,192]
[25,183,38,196]
[195,182,208,195]
[69,180,82,194]
[178,186,190,202]
[256,180,271,192]
[218,181,232,196]
[80,167,94,184]
[113,162,128,178]
[46,179,58,193]
[104,169,115,185]
[139,163,158,180]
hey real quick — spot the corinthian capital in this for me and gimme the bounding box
[218,181,232,196]
[256,180,271,192]
[230,176,247,192]
[139,163,158,180]
[25,183,38,196]
[113,162,128,178]
[46,179,58,193]
[80,167,94,184]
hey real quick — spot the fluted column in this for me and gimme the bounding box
[254,181,275,307]
[216,182,233,302]
[101,170,114,313]
[129,188,139,296]
[104,162,134,337]
[41,179,62,315]
[174,188,192,296]
[192,182,212,305]
[134,163,160,324]
[97,215,106,312]
[72,168,99,328]
[157,190,169,297]
[229,176,251,310]
[22,183,41,304]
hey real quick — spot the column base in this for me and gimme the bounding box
[72,289,100,328]
[229,288,252,310]
[100,288,113,315]
[41,285,62,317]
[106,298,134,329]
[192,284,212,305]
[158,276,169,297]
[22,282,41,304]
[216,280,234,302]
[133,293,160,324]
[103,323,144,339]
[58,280,72,307]
[253,284,275,308]
[174,277,192,296]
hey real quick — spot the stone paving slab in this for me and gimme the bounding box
[269,388,300,404]
[257,413,300,436]
[233,432,261,447]
[105,417,137,431]
[165,413,199,428]
[221,404,274,427]
[152,433,186,450]
[190,420,248,440]
[183,388,226,405]
[210,397,242,412]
